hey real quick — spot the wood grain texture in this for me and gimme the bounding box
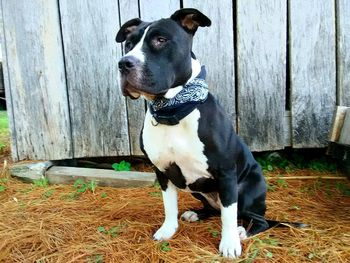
[328,106,348,142]
[47,166,156,188]
[139,0,179,21]
[236,0,286,151]
[60,0,130,158]
[1,0,72,160]
[337,0,350,106]
[0,2,18,160]
[183,0,236,129]
[290,0,336,148]
[118,0,145,155]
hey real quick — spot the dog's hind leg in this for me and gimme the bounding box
[181,193,220,222]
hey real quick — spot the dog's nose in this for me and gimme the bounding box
[118,56,138,73]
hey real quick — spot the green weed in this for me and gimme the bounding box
[246,236,280,262]
[276,178,288,188]
[208,226,220,238]
[33,178,49,188]
[257,152,338,172]
[308,159,337,172]
[159,241,171,252]
[0,111,9,149]
[87,254,104,263]
[149,191,161,197]
[73,179,97,194]
[335,182,350,197]
[153,180,161,189]
[97,224,126,238]
[42,189,55,199]
[112,160,131,171]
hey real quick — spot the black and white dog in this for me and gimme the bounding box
[116,9,269,258]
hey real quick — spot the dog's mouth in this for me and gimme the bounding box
[121,78,160,101]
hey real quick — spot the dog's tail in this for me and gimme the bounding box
[267,219,309,229]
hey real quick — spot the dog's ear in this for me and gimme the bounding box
[116,18,143,42]
[170,8,211,34]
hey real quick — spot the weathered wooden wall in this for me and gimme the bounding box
[237,0,286,151]
[1,0,348,161]
[1,0,72,160]
[59,0,130,158]
[290,0,336,148]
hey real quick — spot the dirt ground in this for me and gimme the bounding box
[0,156,349,262]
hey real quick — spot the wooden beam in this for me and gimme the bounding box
[46,166,156,188]
[339,108,350,145]
[329,106,349,142]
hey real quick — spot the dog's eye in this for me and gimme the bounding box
[151,36,168,49]
[157,37,167,43]
[125,41,133,51]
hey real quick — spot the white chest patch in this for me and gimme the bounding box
[142,109,212,185]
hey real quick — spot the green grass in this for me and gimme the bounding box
[0,111,9,150]
[256,151,338,173]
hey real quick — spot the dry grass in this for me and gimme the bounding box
[0,163,349,262]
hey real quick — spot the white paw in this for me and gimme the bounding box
[219,234,242,258]
[237,226,247,240]
[153,223,178,241]
[181,211,199,222]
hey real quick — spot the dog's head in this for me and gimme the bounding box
[116,8,211,100]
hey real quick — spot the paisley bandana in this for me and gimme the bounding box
[149,66,209,125]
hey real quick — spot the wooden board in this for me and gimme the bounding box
[290,0,336,148]
[0,0,72,160]
[139,0,179,21]
[339,109,350,145]
[337,0,350,106]
[236,0,286,151]
[0,3,18,160]
[329,106,349,142]
[46,166,156,188]
[183,0,236,129]
[118,0,145,156]
[59,0,130,158]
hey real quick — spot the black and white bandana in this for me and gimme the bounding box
[149,66,209,125]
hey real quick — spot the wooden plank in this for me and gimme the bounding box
[236,0,286,151]
[337,0,350,106]
[59,0,130,158]
[1,0,72,160]
[46,166,156,188]
[339,109,350,145]
[0,2,18,160]
[139,0,179,21]
[119,0,145,156]
[290,0,336,148]
[183,0,236,129]
[329,106,348,142]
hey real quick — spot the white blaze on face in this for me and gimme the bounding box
[124,26,150,63]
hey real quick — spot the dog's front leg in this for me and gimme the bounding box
[218,170,242,258]
[153,179,178,241]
